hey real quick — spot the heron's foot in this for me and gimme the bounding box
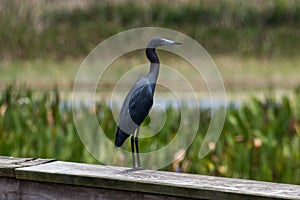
[122,167,144,173]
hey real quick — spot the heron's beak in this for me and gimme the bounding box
[162,38,182,45]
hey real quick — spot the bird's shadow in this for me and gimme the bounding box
[120,167,145,174]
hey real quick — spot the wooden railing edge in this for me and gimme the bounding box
[1,156,300,200]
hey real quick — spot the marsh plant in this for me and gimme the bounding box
[0,86,299,184]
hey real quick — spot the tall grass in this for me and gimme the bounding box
[0,86,98,163]
[0,86,299,184]
[1,0,300,59]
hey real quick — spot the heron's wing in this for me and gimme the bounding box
[128,82,155,126]
[116,78,154,135]
[115,79,155,147]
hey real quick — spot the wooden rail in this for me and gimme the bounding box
[0,156,299,200]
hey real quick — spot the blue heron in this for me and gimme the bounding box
[114,37,181,169]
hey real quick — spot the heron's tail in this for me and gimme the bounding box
[115,127,130,147]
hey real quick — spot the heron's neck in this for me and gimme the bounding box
[146,48,160,83]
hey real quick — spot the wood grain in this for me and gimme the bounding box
[0,156,55,177]
[19,179,196,200]
[14,161,300,200]
[1,157,300,199]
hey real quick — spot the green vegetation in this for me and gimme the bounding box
[0,0,300,185]
[1,0,299,91]
[0,86,98,163]
[1,0,300,60]
[1,55,300,91]
[0,87,299,184]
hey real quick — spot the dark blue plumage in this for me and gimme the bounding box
[129,83,155,125]
[114,83,155,147]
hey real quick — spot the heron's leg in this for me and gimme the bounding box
[130,135,135,168]
[135,127,141,168]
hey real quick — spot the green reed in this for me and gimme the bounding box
[0,86,299,184]
[1,0,300,59]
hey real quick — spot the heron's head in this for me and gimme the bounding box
[147,37,182,48]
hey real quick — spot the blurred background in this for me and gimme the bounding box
[0,0,299,184]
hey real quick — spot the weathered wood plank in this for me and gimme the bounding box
[0,156,55,177]
[16,179,195,200]
[1,176,194,200]
[15,161,300,200]
[0,177,19,200]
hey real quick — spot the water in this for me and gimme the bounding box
[64,89,293,110]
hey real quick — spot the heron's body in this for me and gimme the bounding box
[114,37,181,169]
[115,78,155,147]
